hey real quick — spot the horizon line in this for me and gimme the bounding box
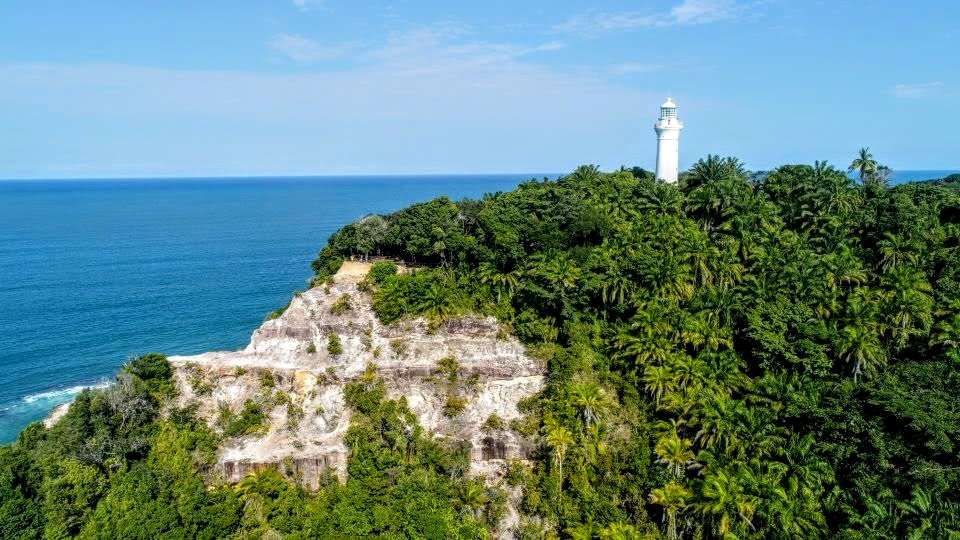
[0,172,567,182]
[1,168,957,183]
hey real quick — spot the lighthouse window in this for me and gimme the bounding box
[662,107,676,118]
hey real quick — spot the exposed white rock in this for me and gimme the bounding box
[168,264,545,503]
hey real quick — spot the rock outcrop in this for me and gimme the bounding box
[168,264,545,494]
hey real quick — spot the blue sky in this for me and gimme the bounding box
[0,1,957,178]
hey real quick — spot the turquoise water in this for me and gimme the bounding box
[0,175,543,442]
[0,170,954,443]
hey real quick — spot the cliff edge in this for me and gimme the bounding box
[168,263,545,492]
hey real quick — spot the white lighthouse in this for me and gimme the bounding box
[654,97,683,183]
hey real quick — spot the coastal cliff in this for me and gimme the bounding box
[168,262,544,495]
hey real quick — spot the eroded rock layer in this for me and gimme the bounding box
[168,270,544,489]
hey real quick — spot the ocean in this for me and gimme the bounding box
[0,170,955,443]
[0,174,543,442]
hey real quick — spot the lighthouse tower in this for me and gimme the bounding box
[654,97,683,183]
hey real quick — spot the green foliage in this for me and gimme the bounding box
[5,158,960,539]
[330,293,352,315]
[123,352,174,398]
[437,355,460,383]
[327,333,343,356]
[442,393,468,417]
[483,413,506,432]
[367,260,398,284]
[311,157,960,537]
[218,400,267,438]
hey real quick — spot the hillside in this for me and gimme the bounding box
[2,158,960,538]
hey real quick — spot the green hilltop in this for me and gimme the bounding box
[3,155,960,538]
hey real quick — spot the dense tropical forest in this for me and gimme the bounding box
[3,153,959,538]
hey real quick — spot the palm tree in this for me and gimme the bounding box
[884,266,935,347]
[545,419,574,479]
[600,269,634,306]
[643,364,677,405]
[649,481,692,540]
[836,323,886,382]
[694,467,759,538]
[687,155,746,189]
[877,233,920,272]
[417,281,455,321]
[570,381,609,428]
[679,314,733,352]
[655,433,696,478]
[477,263,520,302]
[459,479,490,519]
[849,147,878,180]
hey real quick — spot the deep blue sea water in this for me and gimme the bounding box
[0,174,546,442]
[0,170,955,443]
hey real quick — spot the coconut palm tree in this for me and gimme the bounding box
[877,233,920,272]
[694,466,759,538]
[643,364,677,405]
[459,479,490,519]
[477,262,520,302]
[849,147,878,180]
[836,323,886,382]
[570,381,609,428]
[545,420,574,480]
[655,433,696,478]
[884,266,935,347]
[649,481,692,540]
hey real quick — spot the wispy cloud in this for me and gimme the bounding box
[360,25,564,73]
[291,0,323,12]
[610,62,664,75]
[556,0,744,33]
[0,28,641,177]
[268,33,359,62]
[892,82,944,99]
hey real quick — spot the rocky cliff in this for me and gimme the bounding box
[167,264,545,495]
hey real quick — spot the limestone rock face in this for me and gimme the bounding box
[168,272,545,490]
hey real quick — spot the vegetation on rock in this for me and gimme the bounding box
[3,159,959,538]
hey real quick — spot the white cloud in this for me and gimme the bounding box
[268,33,359,62]
[291,0,323,12]
[892,82,944,99]
[556,0,743,33]
[0,28,649,177]
[364,26,565,74]
[671,0,738,24]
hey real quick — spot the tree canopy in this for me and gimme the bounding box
[3,158,959,538]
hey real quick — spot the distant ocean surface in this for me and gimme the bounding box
[0,170,955,443]
[0,174,547,442]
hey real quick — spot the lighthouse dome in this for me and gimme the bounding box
[661,97,677,108]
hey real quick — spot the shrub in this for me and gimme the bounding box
[328,333,343,355]
[443,393,468,417]
[344,366,385,415]
[286,403,304,430]
[330,294,352,315]
[259,371,276,389]
[483,413,505,432]
[367,261,398,285]
[218,399,267,438]
[390,338,408,358]
[266,301,291,320]
[124,353,174,397]
[362,324,374,351]
[306,342,317,354]
[437,356,460,383]
[189,375,212,396]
